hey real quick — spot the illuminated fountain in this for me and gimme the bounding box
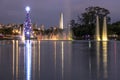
[58,13,72,40]
[102,16,108,41]
[95,15,101,41]
[21,27,25,41]
[37,13,72,40]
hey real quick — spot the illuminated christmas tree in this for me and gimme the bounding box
[24,6,32,39]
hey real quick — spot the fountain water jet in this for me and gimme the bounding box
[96,15,101,41]
[102,16,108,41]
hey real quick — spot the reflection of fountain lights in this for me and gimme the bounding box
[25,40,32,80]
[89,55,92,79]
[102,41,108,78]
[16,40,19,79]
[54,41,57,80]
[38,41,41,79]
[114,41,117,64]
[54,41,57,70]
[96,41,100,79]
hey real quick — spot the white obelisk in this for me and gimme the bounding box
[59,13,64,29]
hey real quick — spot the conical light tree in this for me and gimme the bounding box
[24,6,32,39]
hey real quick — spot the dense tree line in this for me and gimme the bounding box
[71,6,120,40]
[0,27,13,36]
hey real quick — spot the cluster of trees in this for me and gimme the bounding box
[108,21,120,35]
[0,25,63,39]
[0,28,13,36]
[70,6,120,40]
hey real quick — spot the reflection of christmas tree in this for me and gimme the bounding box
[24,6,32,39]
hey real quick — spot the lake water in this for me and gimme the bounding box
[0,40,120,80]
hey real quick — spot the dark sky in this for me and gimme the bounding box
[0,0,120,27]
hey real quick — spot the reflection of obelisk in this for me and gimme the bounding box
[96,15,101,41]
[59,13,64,29]
[102,16,108,41]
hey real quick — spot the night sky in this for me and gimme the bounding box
[0,0,120,27]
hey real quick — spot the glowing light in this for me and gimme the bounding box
[96,15,101,41]
[21,35,25,42]
[102,37,108,41]
[27,31,30,35]
[102,16,108,41]
[26,6,30,12]
[21,30,25,42]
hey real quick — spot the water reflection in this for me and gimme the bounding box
[16,40,19,80]
[96,41,100,79]
[54,41,56,78]
[32,41,36,79]
[38,41,41,79]
[89,40,91,48]
[114,41,117,64]
[102,41,108,79]
[12,40,15,80]
[95,41,108,80]
[1,40,120,80]
[24,40,32,80]
[61,41,64,79]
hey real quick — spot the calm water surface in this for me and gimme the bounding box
[0,40,120,80]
